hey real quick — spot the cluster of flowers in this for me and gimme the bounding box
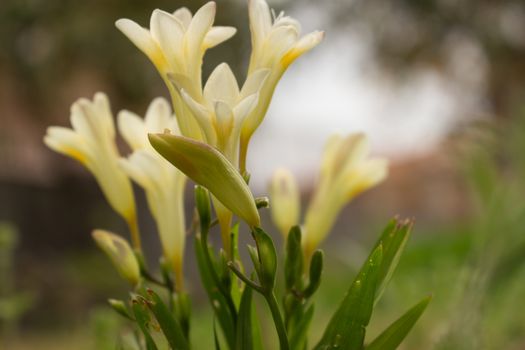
[44,0,387,293]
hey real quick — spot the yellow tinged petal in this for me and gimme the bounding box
[44,127,91,167]
[150,10,185,70]
[213,100,234,146]
[281,30,324,69]
[149,133,260,227]
[115,19,168,70]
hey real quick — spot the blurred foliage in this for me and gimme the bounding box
[0,223,36,348]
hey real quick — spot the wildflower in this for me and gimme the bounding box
[44,93,140,249]
[170,63,267,254]
[269,168,300,238]
[303,133,388,258]
[116,2,236,139]
[118,98,187,290]
[92,229,141,286]
[240,0,324,171]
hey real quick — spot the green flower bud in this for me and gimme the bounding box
[149,132,260,227]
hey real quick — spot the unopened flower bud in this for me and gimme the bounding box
[92,229,140,286]
[269,168,300,238]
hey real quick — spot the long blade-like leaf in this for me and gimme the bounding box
[372,218,412,303]
[145,290,189,350]
[235,286,254,350]
[131,301,158,350]
[365,295,431,350]
[314,245,383,350]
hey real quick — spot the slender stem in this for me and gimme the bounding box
[227,262,264,293]
[265,292,290,350]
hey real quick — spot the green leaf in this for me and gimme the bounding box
[131,300,158,350]
[366,296,431,350]
[252,227,278,290]
[372,218,412,303]
[149,133,260,227]
[145,290,189,350]
[235,287,254,350]
[213,318,223,350]
[195,235,236,350]
[314,245,383,350]
[285,226,303,290]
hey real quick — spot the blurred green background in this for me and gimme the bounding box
[1,0,525,349]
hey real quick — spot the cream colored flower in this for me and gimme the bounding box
[116,2,236,139]
[170,63,267,256]
[173,63,269,165]
[240,0,324,170]
[92,229,141,286]
[44,93,140,249]
[303,133,388,257]
[269,168,300,238]
[118,98,187,290]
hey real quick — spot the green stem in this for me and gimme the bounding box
[265,292,290,350]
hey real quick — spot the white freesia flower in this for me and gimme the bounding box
[116,2,236,139]
[44,93,140,249]
[240,0,324,170]
[173,62,269,165]
[171,63,268,256]
[303,133,388,258]
[118,98,187,290]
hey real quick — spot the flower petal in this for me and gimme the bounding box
[204,63,239,106]
[180,89,216,144]
[115,19,167,69]
[144,97,173,134]
[44,126,91,166]
[173,7,193,29]
[240,68,270,98]
[185,2,216,54]
[203,26,237,49]
[213,100,234,147]
[249,0,273,46]
[281,30,324,68]
[150,10,185,70]
[118,110,147,151]
[233,93,259,124]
